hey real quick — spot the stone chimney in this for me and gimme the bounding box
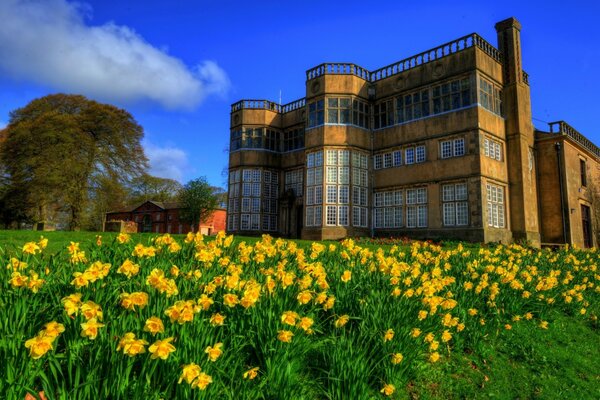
[495,17,541,246]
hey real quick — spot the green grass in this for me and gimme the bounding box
[408,311,600,399]
[0,230,370,255]
[0,230,598,399]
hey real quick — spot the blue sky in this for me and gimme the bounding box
[0,0,598,187]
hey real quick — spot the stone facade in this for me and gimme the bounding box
[105,201,227,235]
[227,17,599,248]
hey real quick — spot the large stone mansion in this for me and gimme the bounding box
[226,17,599,248]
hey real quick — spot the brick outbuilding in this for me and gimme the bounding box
[105,201,226,235]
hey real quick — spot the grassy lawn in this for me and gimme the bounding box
[0,230,598,399]
[408,311,600,399]
[0,230,358,255]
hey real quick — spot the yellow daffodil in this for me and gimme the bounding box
[341,270,352,283]
[117,332,148,357]
[120,292,149,311]
[210,313,225,326]
[243,367,259,380]
[429,352,440,362]
[380,383,395,396]
[383,329,394,342]
[61,293,82,316]
[191,372,212,390]
[277,330,293,343]
[391,353,404,364]
[80,301,103,321]
[38,237,48,249]
[223,293,239,307]
[205,342,223,361]
[10,271,29,288]
[116,233,130,244]
[179,363,201,384]
[22,242,41,255]
[43,321,65,338]
[80,318,104,340]
[149,337,176,360]
[297,317,314,333]
[117,259,140,278]
[281,311,299,326]
[24,333,54,359]
[441,330,452,343]
[334,315,350,328]
[144,316,165,336]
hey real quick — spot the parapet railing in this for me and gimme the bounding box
[549,121,600,158]
[282,98,306,113]
[233,33,531,113]
[305,33,503,83]
[370,33,502,82]
[230,98,306,114]
[231,100,282,113]
[306,63,371,81]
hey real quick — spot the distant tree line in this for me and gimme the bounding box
[0,94,224,231]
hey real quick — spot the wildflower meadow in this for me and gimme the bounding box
[1,232,598,399]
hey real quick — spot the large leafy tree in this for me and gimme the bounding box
[178,177,219,231]
[127,173,183,205]
[0,94,148,229]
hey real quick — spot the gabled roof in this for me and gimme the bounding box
[107,200,183,214]
[107,200,226,214]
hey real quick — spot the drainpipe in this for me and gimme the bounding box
[555,142,569,244]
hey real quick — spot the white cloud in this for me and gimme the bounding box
[0,121,6,130]
[0,0,230,110]
[143,140,189,182]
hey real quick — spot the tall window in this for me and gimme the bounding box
[580,159,587,187]
[479,77,502,116]
[306,97,369,129]
[322,149,350,227]
[327,98,351,124]
[393,150,402,166]
[416,145,426,163]
[486,183,505,228]
[228,170,241,231]
[285,169,303,197]
[305,151,323,226]
[374,100,394,129]
[383,153,393,169]
[405,148,415,165]
[432,78,472,114]
[374,154,383,170]
[352,99,369,129]
[352,152,369,228]
[483,137,502,161]
[396,89,430,123]
[442,183,468,226]
[231,128,281,152]
[374,190,403,229]
[308,100,325,128]
[441,138,465,159]
[230,129,242,151]
[406,187,428,228]
[238,168,278,231]
[283,128,305,152]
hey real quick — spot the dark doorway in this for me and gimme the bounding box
[142,214,153,233]
[296,206,303,239]
[581,205,592,248]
